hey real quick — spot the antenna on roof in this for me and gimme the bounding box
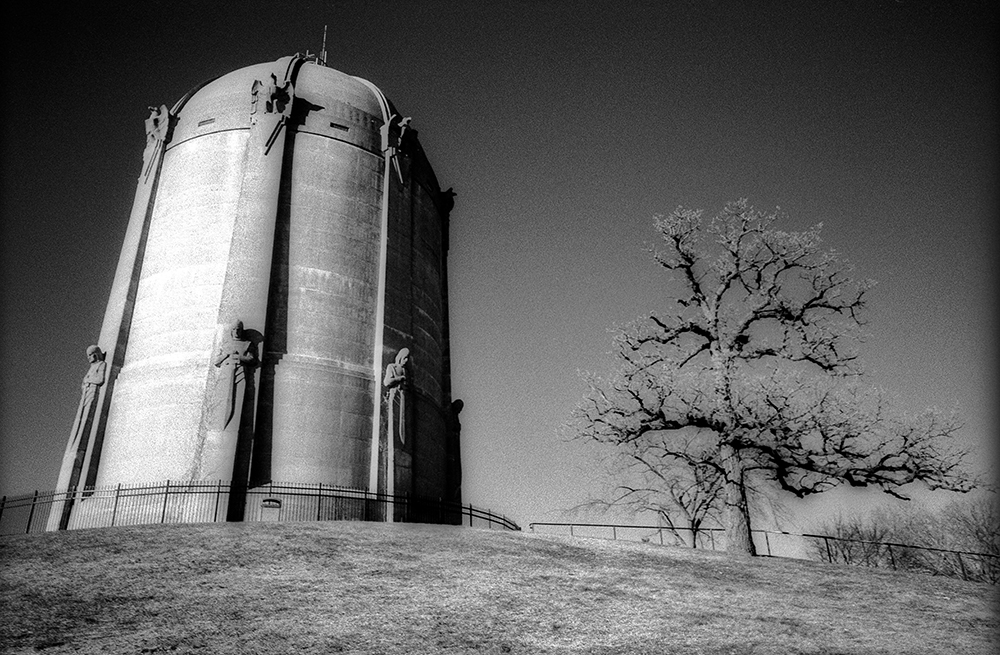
[320,24,328,67]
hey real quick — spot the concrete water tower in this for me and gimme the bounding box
[49,53,462,529]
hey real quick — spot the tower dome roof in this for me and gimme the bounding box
[168,56,390,149]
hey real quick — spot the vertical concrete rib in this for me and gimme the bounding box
[192,57,303,502]
[354,76,392,497]
[47,108,174,531]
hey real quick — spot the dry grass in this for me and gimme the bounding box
[0,521,996,654]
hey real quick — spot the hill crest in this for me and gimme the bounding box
[1,521,995,654]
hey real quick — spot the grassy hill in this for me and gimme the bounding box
[0,521,995,654]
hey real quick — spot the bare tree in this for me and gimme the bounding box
[574,430,789,548]
[575,435,725,547]
[567,200,975,556]
[813,494,999,582]
[810,513,896,568]
[940,491,1000,582]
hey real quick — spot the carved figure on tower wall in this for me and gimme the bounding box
[69,346,107,448]
[384,348,409,445]
[437,187,457,219]
[251,74,293,123]
[144,105,172,146]
[397,116,417,154]
[210,320,259,430]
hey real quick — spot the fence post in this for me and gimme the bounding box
[612,526,617,541]
[956,552,968,581]
[763,531,772,557]
[111,484,122,527]
[317,483,324,522]
[25,491,39,534]
[659,529,664,546]
[709,530,715,551]
[214,480,222,522]
[887,544,896,570]
[161,480,170,524]
[0,495,6,526]
[469,504,474,527]
[824,537,833,563]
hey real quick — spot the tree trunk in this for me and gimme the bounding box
[720,442,756,556]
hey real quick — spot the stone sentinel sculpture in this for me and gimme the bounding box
[210,321,259,430]
[47,347,107,531]
[382,348,409,505]
[202,320,261,495]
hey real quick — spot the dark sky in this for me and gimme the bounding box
[2,1,996,530]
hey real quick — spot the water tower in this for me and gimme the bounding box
[49,53,462,529]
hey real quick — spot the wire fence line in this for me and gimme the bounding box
[805,530,999,584]
[527,522,787,555]
[0,480,520,535]
[528,521,999,584]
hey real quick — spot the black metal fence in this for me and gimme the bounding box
[527,522,790,554]
[0,481,520,535]
[528,522,999,584]
[805,531,999,584]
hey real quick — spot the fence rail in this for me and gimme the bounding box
[528,522,999,584]
[0,481,520,535]
[802,531,999,584]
